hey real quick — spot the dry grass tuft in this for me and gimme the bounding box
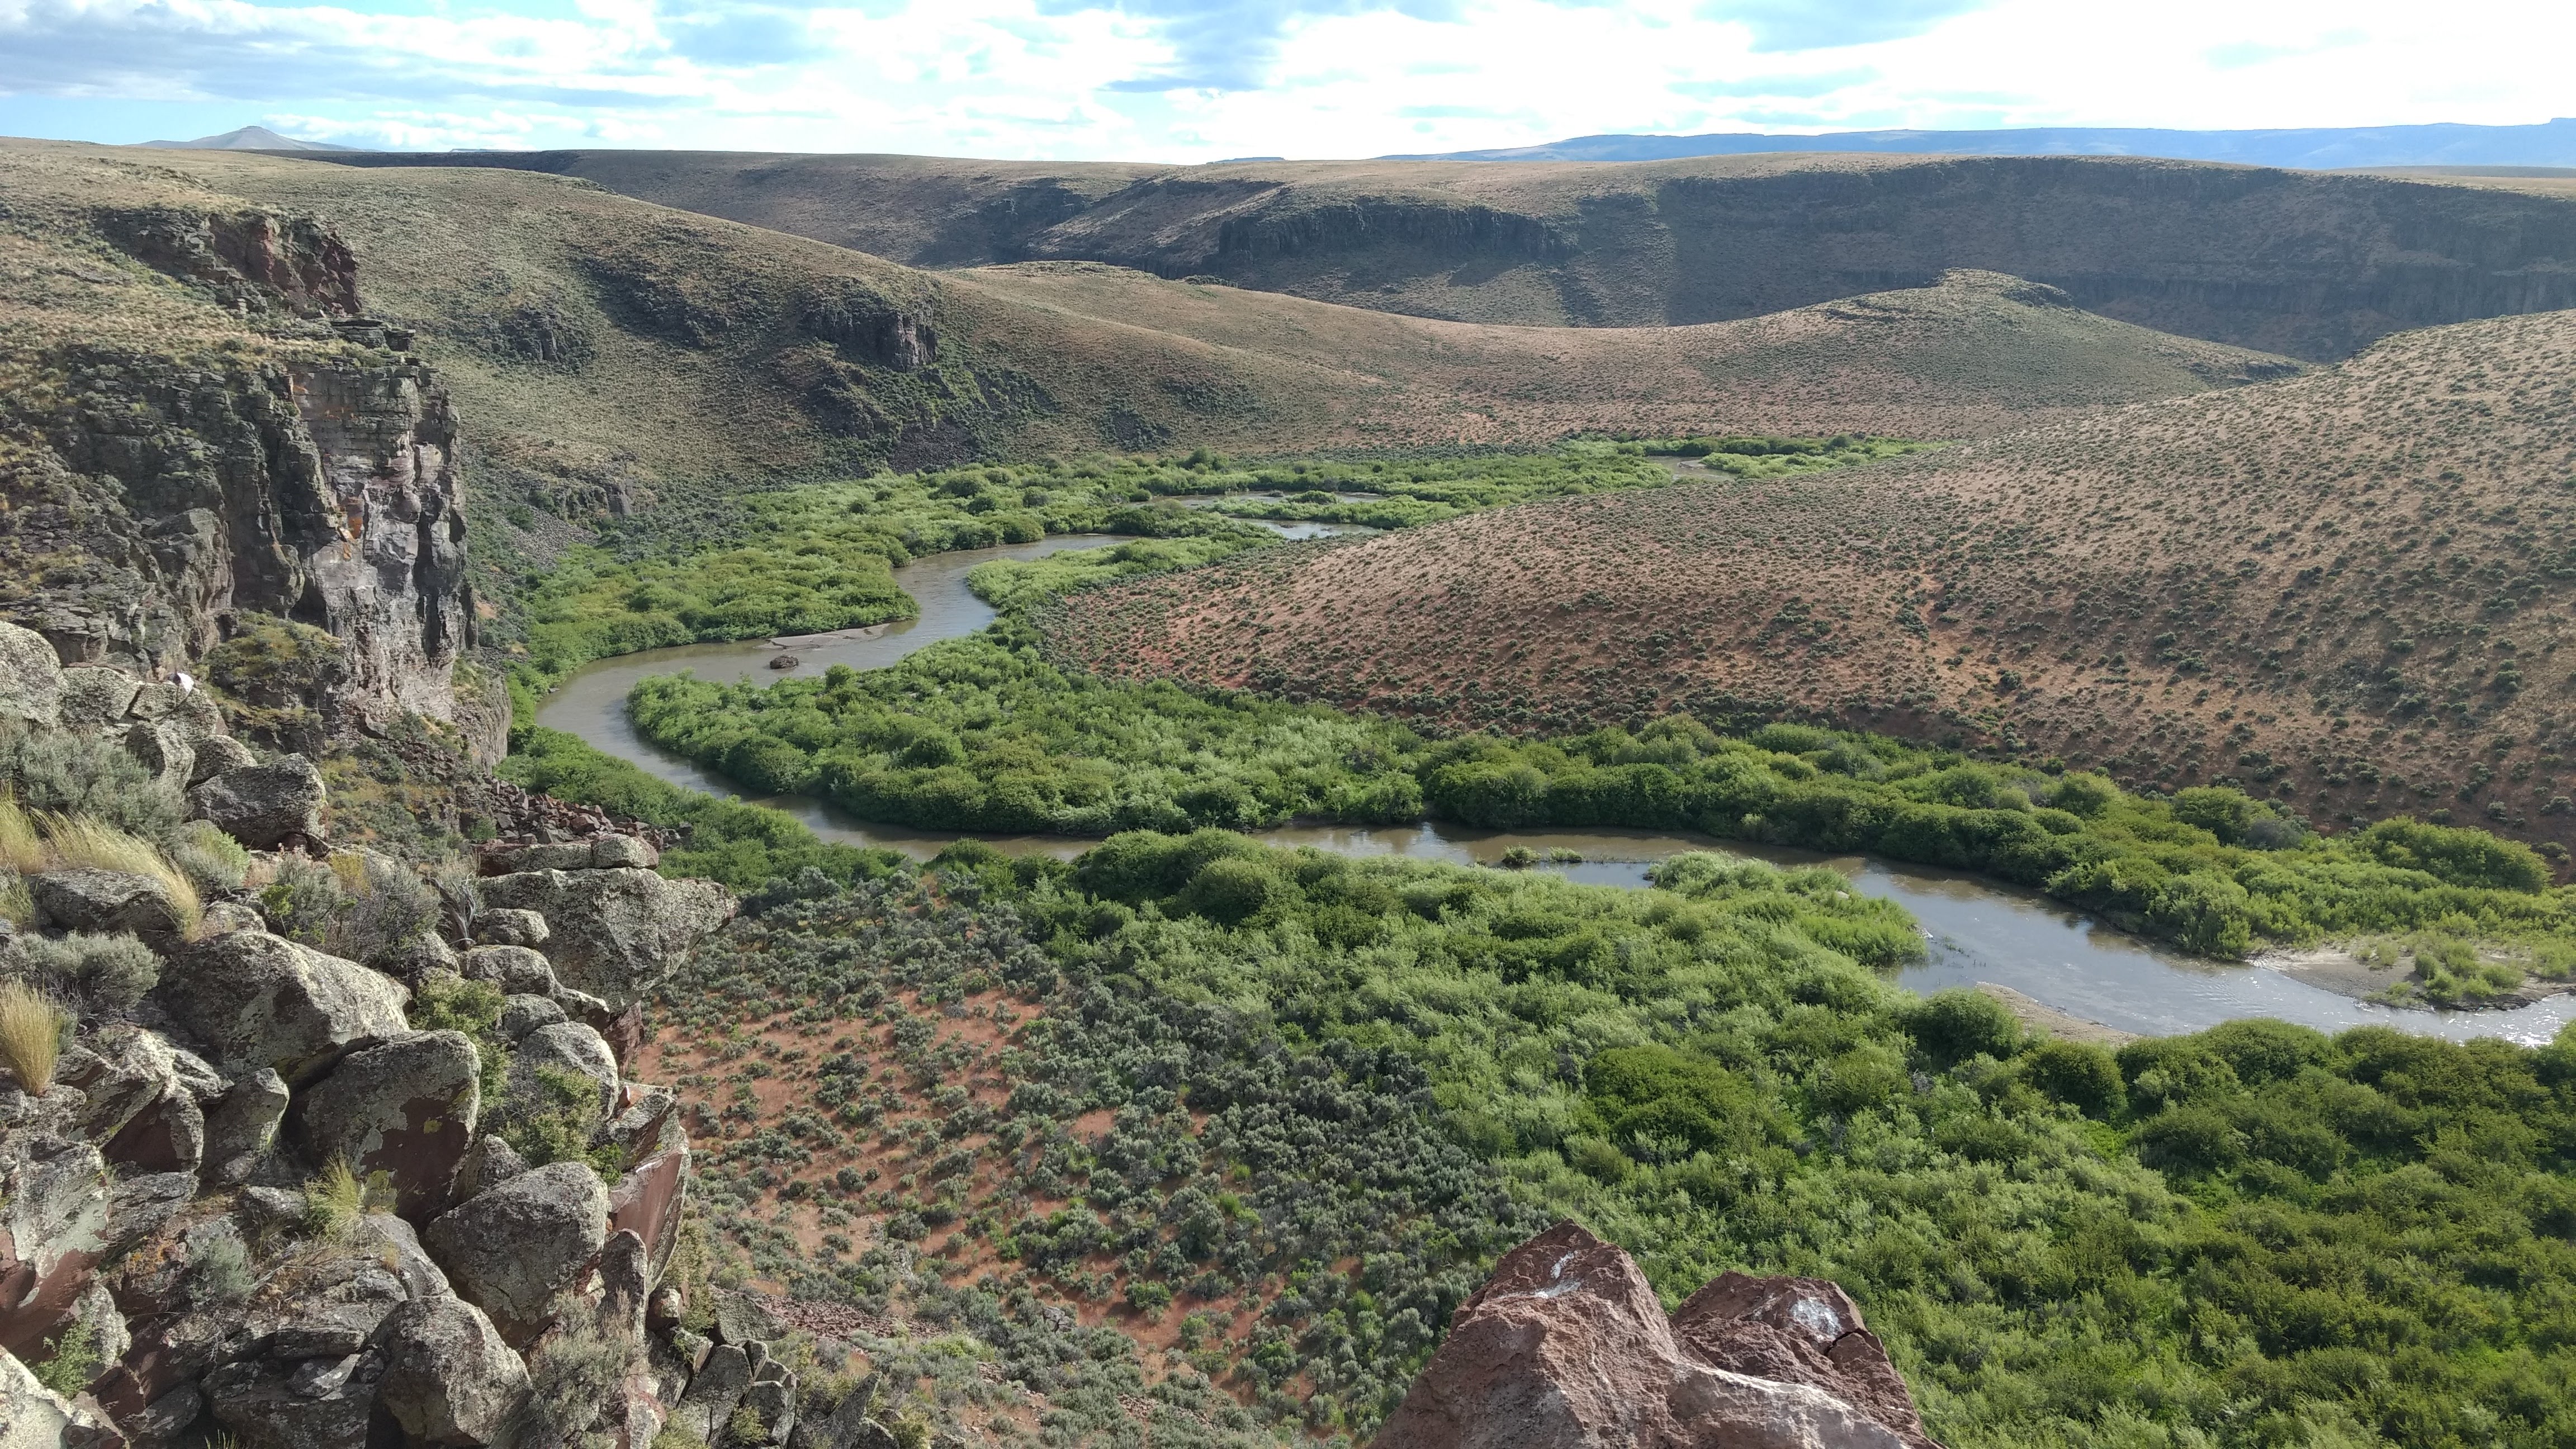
[41,815,203,938]
[0,979,68,1096]
[0,795,41,874]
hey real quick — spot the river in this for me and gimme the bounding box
[534,534,2574,1045]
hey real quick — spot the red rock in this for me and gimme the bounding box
[1672,1273,1938,1449]
[608,1145,690,1288]
[1371,1222,1929,1449]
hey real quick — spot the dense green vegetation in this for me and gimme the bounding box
[626,624,2572,972]
[669,832,2576,1446]
[507,439,1912,717]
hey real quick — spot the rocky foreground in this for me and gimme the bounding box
[1373,1223,1937,1449]
[0,628,896,1447]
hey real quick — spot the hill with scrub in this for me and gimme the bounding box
[318,146,2576,361]
[1046,304,2576,860]
[1,139,2293,534]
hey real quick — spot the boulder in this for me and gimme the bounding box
[186,756,325,850]
[187,735,258,785]
[477,868,734,1011]
[0,1137,111,1365]
[460,945,557,996]
[496,994,566,1041]
[609,1145,689,1287]
[600,1083,681,1165]
[366,1213,454,1302]
[712,1290,783,1349]
[124,1384,206,1446]
[31,868,186,943]
[203,1349,383,1449]
[102,1083,205,1175]
[670,1341,751,1445]
[122,719,197,793]
[424,1162,609,1346]
[56,665,140,729]
[292,1030,481,1220]
[372,931,460,986]
[375,1296,532,1446]
[596,1228,651,1344]
[1672,1274,1939,1449]
[203,1068,290,1185]
[153,931,408,1081]
[508,1021,619,1123]
[0,1341,119,1448]
[0,621,65,728]
[487,842,595,874]
[472,908,548,948]
[589,834,658,870]
[1369,1222,1912,1449]
[452,1134,529,1204]
[60,1025,193,1145]
[596,999,646,1071]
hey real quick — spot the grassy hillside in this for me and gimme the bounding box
[1,140,2291,519]
[321,148,2576,361]
[1046,305,2576,861]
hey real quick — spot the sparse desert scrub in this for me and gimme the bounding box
[1045,306,2576,866]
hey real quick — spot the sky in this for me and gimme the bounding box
[0,0,2568,161]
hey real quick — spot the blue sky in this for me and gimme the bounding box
[0,0,2564,160]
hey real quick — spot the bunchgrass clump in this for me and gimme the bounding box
[41,814,202,938]
[299,1161,390,1239]
[0,979,68,1096]
[0,794,41,873]
[170,818,251,892]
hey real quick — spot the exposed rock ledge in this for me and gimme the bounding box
[1373,1221,1938,1449]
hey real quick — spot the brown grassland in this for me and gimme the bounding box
[1,139,2290,506]
[1046,306,2576,858]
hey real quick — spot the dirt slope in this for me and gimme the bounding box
[318,148,2576,361]
[1046,306,2576,855]
[1,140,2291,505]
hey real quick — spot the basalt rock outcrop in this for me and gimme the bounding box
[4,199,505,764]
[1372,1222,1936,1449]
[0,656,740,1444]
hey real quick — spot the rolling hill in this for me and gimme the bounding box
[0,138,2291,508]
[315,148,2576,361]
[1043,305,2576,857]
[1394,118,2576,168]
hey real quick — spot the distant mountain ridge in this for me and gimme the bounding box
[140,125,354,153]
[1392,118,2576,169]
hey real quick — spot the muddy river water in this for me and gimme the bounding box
[536,535,2573,1045]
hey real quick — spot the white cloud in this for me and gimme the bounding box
[1,0,2570,158]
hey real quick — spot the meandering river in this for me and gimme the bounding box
[536,534,2573,1045]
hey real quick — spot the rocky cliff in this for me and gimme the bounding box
[0,190,503,762]
[0,632,837,1447]
[1373,1223,1935,1449]
[341,148,2576,362]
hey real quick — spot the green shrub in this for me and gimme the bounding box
[1905,988,2021,1062]
[31,1319,99,1395]
[2019,1038,2123,1116]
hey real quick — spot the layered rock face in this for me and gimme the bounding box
[3,204,500,761]
[1373,1223,1936,1449]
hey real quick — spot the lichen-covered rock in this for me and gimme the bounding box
[472,908,548,948]
[0,621,65,728]
[375,1296,531,1447]
[588,834,657,869]
[463,946,556,997]
[204,1348,383,1449]
[31,868,186,943]
[600,1083,680,1165]
[0,1340,119,1447]
[186,755,325,850]
[57,665,141,728]
[424,1162,609,1346]
[122,718,197,792]
[476,867,733,1010]
[154,930,408,1080]
[0,1136,110,1366]
[187,733,258,784]
[508,1021,618,1123]
[671,1341,752,1445]
[203,1067,290,1185]
[1370,1222,1913,1449]
[292,1030,481,1220]
[102,1081,205,1175]
[496,994,565,1041]
[452,1134,529,1205]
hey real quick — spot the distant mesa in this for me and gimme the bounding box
[139,125,358,153]
[1390,117,2576,169]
